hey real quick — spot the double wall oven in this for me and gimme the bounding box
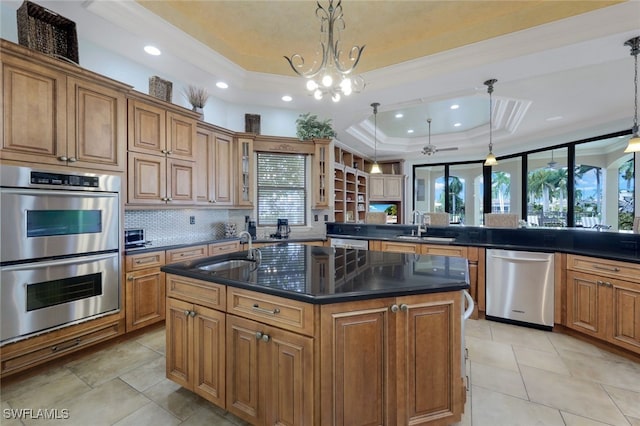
[1,165,121,345]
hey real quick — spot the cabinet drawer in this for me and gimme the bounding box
[166,245,208,263]
[567,255,640,283]
[208,241,240,256]
[421,245,467,258]
[166,273,226,311]
[227,287,315,336]
[378,241,420,254]
[126,251,165,271]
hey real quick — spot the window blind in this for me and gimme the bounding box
[257,153,306,225]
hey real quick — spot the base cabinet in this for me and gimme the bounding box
[125,251,166,332]
[166,297,226,407]
[226,315,313,426]
[320,292,463,426]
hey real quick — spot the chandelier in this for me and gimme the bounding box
[284,0,365,102]
[484,79,498,166]
[624,36,640,153]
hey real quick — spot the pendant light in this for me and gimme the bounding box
[624,37,640,153]
[370,102,382,174]
[484,79,498,166]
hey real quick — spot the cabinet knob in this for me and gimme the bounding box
[68,157,77,162]
[390,304,399,313]
[58,156,68,161]
[256,331,264,340]
[127,275,133,281]
[400,304,409,312]
[184,310,190,317]
[261,334,270,343]
[209,199,216,203]
[161,149,168,154]
[167,198,172,202]
[189,310,196,317]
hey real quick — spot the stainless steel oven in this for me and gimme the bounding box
[1,165,121,345]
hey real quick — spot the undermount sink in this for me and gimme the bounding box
[198,259,258,272]
[395,235,456,244]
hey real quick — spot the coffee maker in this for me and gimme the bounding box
[274,218,290,239]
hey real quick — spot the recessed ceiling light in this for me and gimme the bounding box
[144,45,161,56]
[216,81,229,89]
[395,113,404,118]
[450,104,459,110]
[407,129,414,134]
[454,122,462,127]
[545,115,563,121]
[282,95,292,102]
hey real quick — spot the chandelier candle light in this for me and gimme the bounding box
[484,79,498,166]
[624,36,640,153]
[370,102,382,174]
[284,0,365,102]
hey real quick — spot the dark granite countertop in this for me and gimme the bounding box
[161,243,469,304]
[326,223,640,263]
[124,236,326,255]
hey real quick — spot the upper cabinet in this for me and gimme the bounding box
[195,123,234,206]
[312,139,331,209]
[369,174,403,201]
[1,40,129,172]
[236,136,254,207]
[126,93,199,205]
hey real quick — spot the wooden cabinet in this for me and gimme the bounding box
[333,146,369,223]
[1,40,128,171]
[166,245,208,263]
[373,240,421,254]
[195,123,234,206]
[236,137,254,207]
[166,275,227,406]
[369,174,403,201]
[320,292,463,426]
[226,315,313,426]
[124,251,166,332]
[566,255,640,354]
[313,139,331,209]
[208,240,240,256]
[127,96,198,205]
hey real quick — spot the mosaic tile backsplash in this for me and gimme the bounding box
[124,209,232,247]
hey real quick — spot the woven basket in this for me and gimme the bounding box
[17,1,79,65]
[149,76,173,102]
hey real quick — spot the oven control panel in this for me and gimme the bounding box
[31,172,99,188]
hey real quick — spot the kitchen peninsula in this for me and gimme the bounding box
[162,243,469,426]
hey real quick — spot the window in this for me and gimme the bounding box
[618,158,634,230]
[527,148,568,227]
[257,153,306,226]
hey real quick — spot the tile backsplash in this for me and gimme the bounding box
[124,209,233,247]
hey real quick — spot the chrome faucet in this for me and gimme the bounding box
[412,210,423,225]
[239,231,260,261]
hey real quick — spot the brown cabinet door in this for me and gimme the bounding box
[166,298,193,389]
[610,279,640,352]
[128,100,166,154]
[226,315,264,425]
[127,152,166,204]
[167,111,196,160]
[67,77,126,171]
[195,126,214,204]
[167,157,196,204]
[125,268,165,332]
[396,293,462,425]
[1,58,67,165]
[193,304,226,407]
[320,298,395,426]
[566,271,607,338]
[266,326,314,426]
[215,133,234,205]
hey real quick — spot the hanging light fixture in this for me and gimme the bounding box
[284,0,365,102]
[370,102,382,174]
[547,149,558,169]
[624,36,640,153]
[484,79,498,166]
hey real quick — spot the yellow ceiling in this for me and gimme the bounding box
[137,0,622,76]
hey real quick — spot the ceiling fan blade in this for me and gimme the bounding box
[435,147,459,152]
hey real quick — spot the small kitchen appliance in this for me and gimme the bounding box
[124,229,148,249]
[274,218,290,239]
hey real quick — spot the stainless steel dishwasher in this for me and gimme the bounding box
[486,249,555,329]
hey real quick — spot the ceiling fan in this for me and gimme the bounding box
[421,119,459,156]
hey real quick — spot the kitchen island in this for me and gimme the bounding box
[162,243,469,426]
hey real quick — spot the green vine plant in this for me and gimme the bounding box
[295,113,337,140]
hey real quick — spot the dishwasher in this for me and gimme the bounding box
[486,249,554,330]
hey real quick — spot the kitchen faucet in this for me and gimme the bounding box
[239,231,261,261]
[592,224,612,232]
[411,210,423,225]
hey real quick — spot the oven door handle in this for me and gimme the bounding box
[1,252,118,271]
[1,188,118,198]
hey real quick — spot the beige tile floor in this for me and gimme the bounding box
[1,319,639,426]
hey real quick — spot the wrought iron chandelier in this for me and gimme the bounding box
[284,0,365,102]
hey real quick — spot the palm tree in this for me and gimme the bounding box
[491,172,510,212]
[448,176,464,219]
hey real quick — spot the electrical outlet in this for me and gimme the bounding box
[189,215,195,225]
[314,214,318,222]
[324,214,329,221]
